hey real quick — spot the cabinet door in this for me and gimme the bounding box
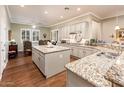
[35,55,39,65]
[61,27,64,39]
[78,49,82,58]
[72,47,79,57]
[70,48,73,55]
[70,24,75,33]
[84,48,97,57]
[81,22,89,39]
[33,51,39,68]
[38,54,45,75]
[78,47,86,58]
[75,23,81,33]
[32,50,35,62]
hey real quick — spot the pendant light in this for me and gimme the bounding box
[65,7,69,12]
[115,16,120,30]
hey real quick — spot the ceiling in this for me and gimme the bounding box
[7,5,124,27]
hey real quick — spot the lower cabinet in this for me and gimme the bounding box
[74,47,98,58]
[72,47,79,57]
[57,44,98,58]
[32,47,70,78]
[66,70,94,87]
[32,48,45,75]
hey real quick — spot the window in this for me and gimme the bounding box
[32,30,40,42]
[21,29,40,43]
[21,29,31,41]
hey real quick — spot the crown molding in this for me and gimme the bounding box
[48,12,102,27]
[6,5,12,22]
[101,13,124,20]
[6,5,124,28]
[11,21,49,28]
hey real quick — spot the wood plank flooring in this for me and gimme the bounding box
[0,53,79,87]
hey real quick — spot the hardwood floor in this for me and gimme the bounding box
[0,53,79,87]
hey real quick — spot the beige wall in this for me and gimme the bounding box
[11,23,50,51]
[102,15,124,43]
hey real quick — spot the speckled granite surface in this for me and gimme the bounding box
[105,52,124,87]
[105,64,124,86]
[33,45,70,54]
[65,46,121,87]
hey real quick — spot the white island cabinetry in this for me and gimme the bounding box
[32,45,70,78]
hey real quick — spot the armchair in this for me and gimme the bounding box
[23,41,32,56]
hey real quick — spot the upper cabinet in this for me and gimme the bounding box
[90,20,101,40]
[51,14,101,42]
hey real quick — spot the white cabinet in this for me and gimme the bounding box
[82,48,96,58]
[32,48,45,75]
[72,47,79,57]
[78,48,85,58]
[32,47,70,78]
[58,44,98,58]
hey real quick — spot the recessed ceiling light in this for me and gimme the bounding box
[60,16,64,18]
[44,11,48,14]
[32,25,36,29]
[77,8,81,11]
[20,5,24,7]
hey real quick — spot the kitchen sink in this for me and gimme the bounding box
[96,52,119,59]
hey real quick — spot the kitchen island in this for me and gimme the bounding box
[65,46,124,87]
[32,45,70,78]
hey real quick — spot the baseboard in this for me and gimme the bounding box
[18,50,23,52]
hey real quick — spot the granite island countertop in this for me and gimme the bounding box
[32,45,70,54]
[65,46,121,87]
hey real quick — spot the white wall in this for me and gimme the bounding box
[0,5,10,79]
[102,15,124,43]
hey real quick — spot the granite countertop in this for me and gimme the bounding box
[65,46,120,87]
[33,45,70,54]
[105,52,124,87]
